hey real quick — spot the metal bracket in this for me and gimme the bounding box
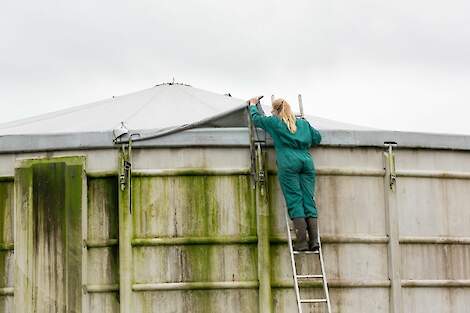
[120,145,131,191]
[256,142,266,196]
[384,142,397,190]
[247,107,257,189]
[247,104,268,191]
[120,136,135,214]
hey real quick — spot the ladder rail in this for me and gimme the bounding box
[318,226,332,313]
[285,213,303,313]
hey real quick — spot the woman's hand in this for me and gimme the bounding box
[247,96,262,105]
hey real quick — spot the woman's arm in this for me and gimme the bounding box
[249,104,273,131]
[309,123,322,146]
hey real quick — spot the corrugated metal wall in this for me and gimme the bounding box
[395,149,470,312]
[0,146,469,313]
[120,149,259,313]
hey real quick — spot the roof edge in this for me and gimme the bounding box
[1,128,470,154]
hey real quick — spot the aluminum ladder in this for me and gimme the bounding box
[285,214,332,313]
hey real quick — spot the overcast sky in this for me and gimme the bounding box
[1,1,470,134]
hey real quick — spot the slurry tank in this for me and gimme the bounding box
[0,83,469,313]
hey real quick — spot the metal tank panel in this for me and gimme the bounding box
[0,145,469,313]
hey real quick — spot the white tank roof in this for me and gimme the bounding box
[1,83,469,153]
[0,83,372,136]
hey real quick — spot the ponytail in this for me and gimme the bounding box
[272,98,297,133]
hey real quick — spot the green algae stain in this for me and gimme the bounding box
[235,175,257,236]
[0,182,14,288]
[267,176,278,215]
[16,157,85,312]
[178,175,215,237]
[87,177,119,285]
[131,176,171,237]
[132,173,256,237]
[0,183,11,243]
[32,162,67,249]
[174,174,257,312]
[64,164,84,311]
[0,185,5,246]
[130,172,259,312]
[183,245,213,282]
[19,156,85,168]
[182,245,215,312]
[178,175,254,237]
[88,177,119,239]
[0,252,7,287]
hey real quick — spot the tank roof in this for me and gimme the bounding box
[1,83,469,153]
[0,83,371,136]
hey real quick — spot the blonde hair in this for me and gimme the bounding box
[272,98,297,133]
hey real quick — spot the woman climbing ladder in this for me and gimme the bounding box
[248,96,322,251]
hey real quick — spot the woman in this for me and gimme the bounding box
[248,96,322,251]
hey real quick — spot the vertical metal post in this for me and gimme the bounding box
[14,157,86,313]
[119,146,133,313]
[14,165,34,313]
[81,163,89,313]
[255,142,273,313]
[248,104,273,313]
[64,161,86,313]
[383,142,403,313]
[298,94,304,118]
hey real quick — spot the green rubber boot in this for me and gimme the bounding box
[293,218,309,251]
[306,217,319,252]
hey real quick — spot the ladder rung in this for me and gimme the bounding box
[300,298,327,304]
[293,250,319,255]
[296,274,323,279]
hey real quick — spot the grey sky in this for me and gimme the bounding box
[1,0,470,134]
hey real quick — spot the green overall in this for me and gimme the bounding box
[249,105,322,218]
